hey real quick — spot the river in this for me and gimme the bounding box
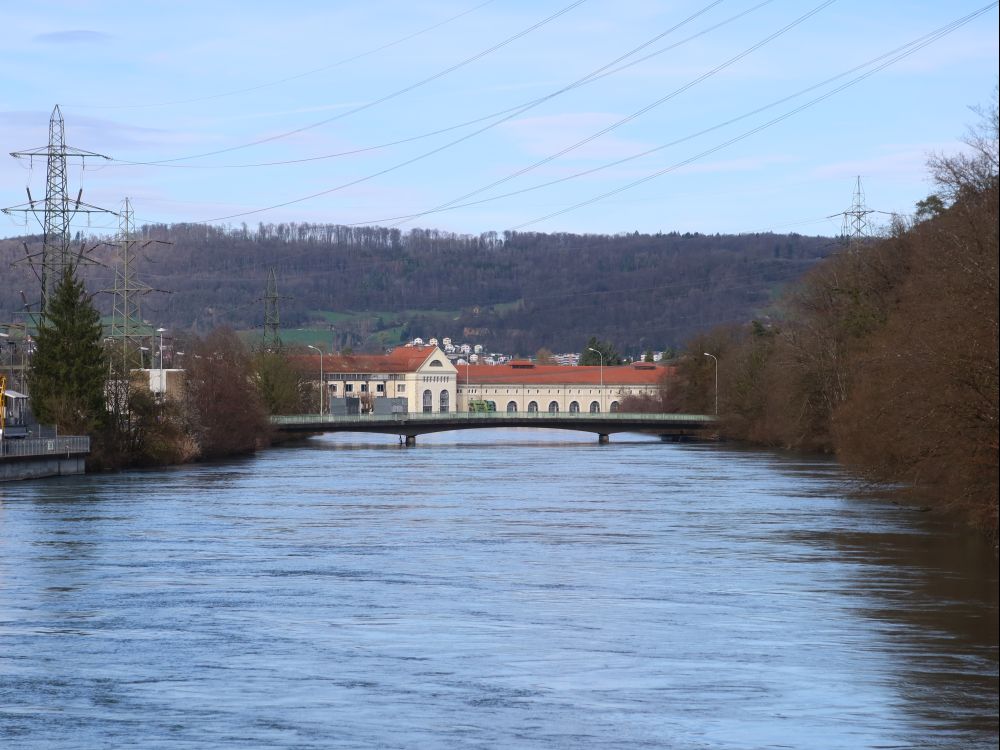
[1,430,997,749]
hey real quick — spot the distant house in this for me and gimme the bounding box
[293,345,457,414]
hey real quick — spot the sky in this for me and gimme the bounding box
[1,0,997,241]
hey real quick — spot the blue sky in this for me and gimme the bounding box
[1,0,997,240]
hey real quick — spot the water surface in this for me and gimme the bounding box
[1,430,996,748]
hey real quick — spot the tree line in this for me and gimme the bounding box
[641,99,999,537]
[27,267,310,468]
[1,224,835,354]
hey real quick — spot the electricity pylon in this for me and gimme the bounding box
[108,199,155,364]
[2,105,113,314]
[828,176,894,251]
[841,176,874,242]
[263,268,283,351]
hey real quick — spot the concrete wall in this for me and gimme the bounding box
[0,455,86,482]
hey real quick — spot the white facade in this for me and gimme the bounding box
[321,346,458,414]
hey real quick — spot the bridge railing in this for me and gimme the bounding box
[0,435,91,459]
[271,411,715,426]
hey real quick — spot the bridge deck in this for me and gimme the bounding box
[271,412,715,442]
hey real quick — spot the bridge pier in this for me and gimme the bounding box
[404,435,417,447]
[598,433,609,444]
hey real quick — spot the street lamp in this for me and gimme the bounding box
[588,347,604,413]
[307,344,324,415]
[703,352,718,415]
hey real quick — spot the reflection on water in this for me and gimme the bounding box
[1,429,996,749]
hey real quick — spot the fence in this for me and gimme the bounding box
[0,436,91,459]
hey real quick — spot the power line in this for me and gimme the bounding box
[391,0,837,228]
[345,6,989,228]
[118,0,589,165]
[64,1,499,110]
[506,3,998,231]
[107,0,762,170]
[176,0,820,224]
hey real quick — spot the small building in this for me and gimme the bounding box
[294,345,458,414]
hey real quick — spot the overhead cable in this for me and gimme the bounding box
[110,0,750,169]
[121,0,590,164]
[191,0,820,223]
[346,4,993,228]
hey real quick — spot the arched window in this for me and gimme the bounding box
[528,401,538,413]
[429,360,443,367]
[506,401,518,413]
[548,401,559,413]
[440,389,450,413]
[569,401,580,413]
[487,401,497,411]
[422,389,433,413]
[610,401,620,413]
[590,401,601,413]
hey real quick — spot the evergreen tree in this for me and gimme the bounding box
[579,336,622,366]
[252,349,304,414]
[28,268,107,434]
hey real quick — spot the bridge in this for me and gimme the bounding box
[270,411,716,446]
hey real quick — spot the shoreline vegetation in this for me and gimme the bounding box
[624,96,998,539]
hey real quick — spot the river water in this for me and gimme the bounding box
[0,430,996,749]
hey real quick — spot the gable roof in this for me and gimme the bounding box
[290,345,440,375]
[459,362,672,386]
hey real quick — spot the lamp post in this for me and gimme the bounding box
[703,352,718,415]
[156,327,167,396]
[588,347,604,413]
[307,344,324,415]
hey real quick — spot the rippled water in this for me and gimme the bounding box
[1,430,997,749]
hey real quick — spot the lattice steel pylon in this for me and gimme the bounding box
[108,198,153,361]
[2,105,113,314]
[263,268,283,351]
[827,176,880,251]
[842,176,874,242]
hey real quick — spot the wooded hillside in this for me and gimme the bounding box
[1,226,834,354]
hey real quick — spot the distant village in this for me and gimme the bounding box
[409,336,668,367]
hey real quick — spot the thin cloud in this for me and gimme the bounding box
[34,30,112,44]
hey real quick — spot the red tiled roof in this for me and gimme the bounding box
[290,345,437,374]
[458,362,672,386]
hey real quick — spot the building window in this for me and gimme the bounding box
[610,401,620,413]
[423,389,433,413]
[506,401,517,413]
[440,389,450,413]
[548,401,559,413]
[569,401,580,413]
[429,360,443,367]
[398,384,406,392]
[528,401,538,413]
[590,401,600,413]
[376,383,385,393]
[345,384,354,393]
[330,384,338,393]
[360,383,369,392]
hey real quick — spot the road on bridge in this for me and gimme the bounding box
[271,411,716,446]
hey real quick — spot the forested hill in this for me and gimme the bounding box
[1,223,836,353]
